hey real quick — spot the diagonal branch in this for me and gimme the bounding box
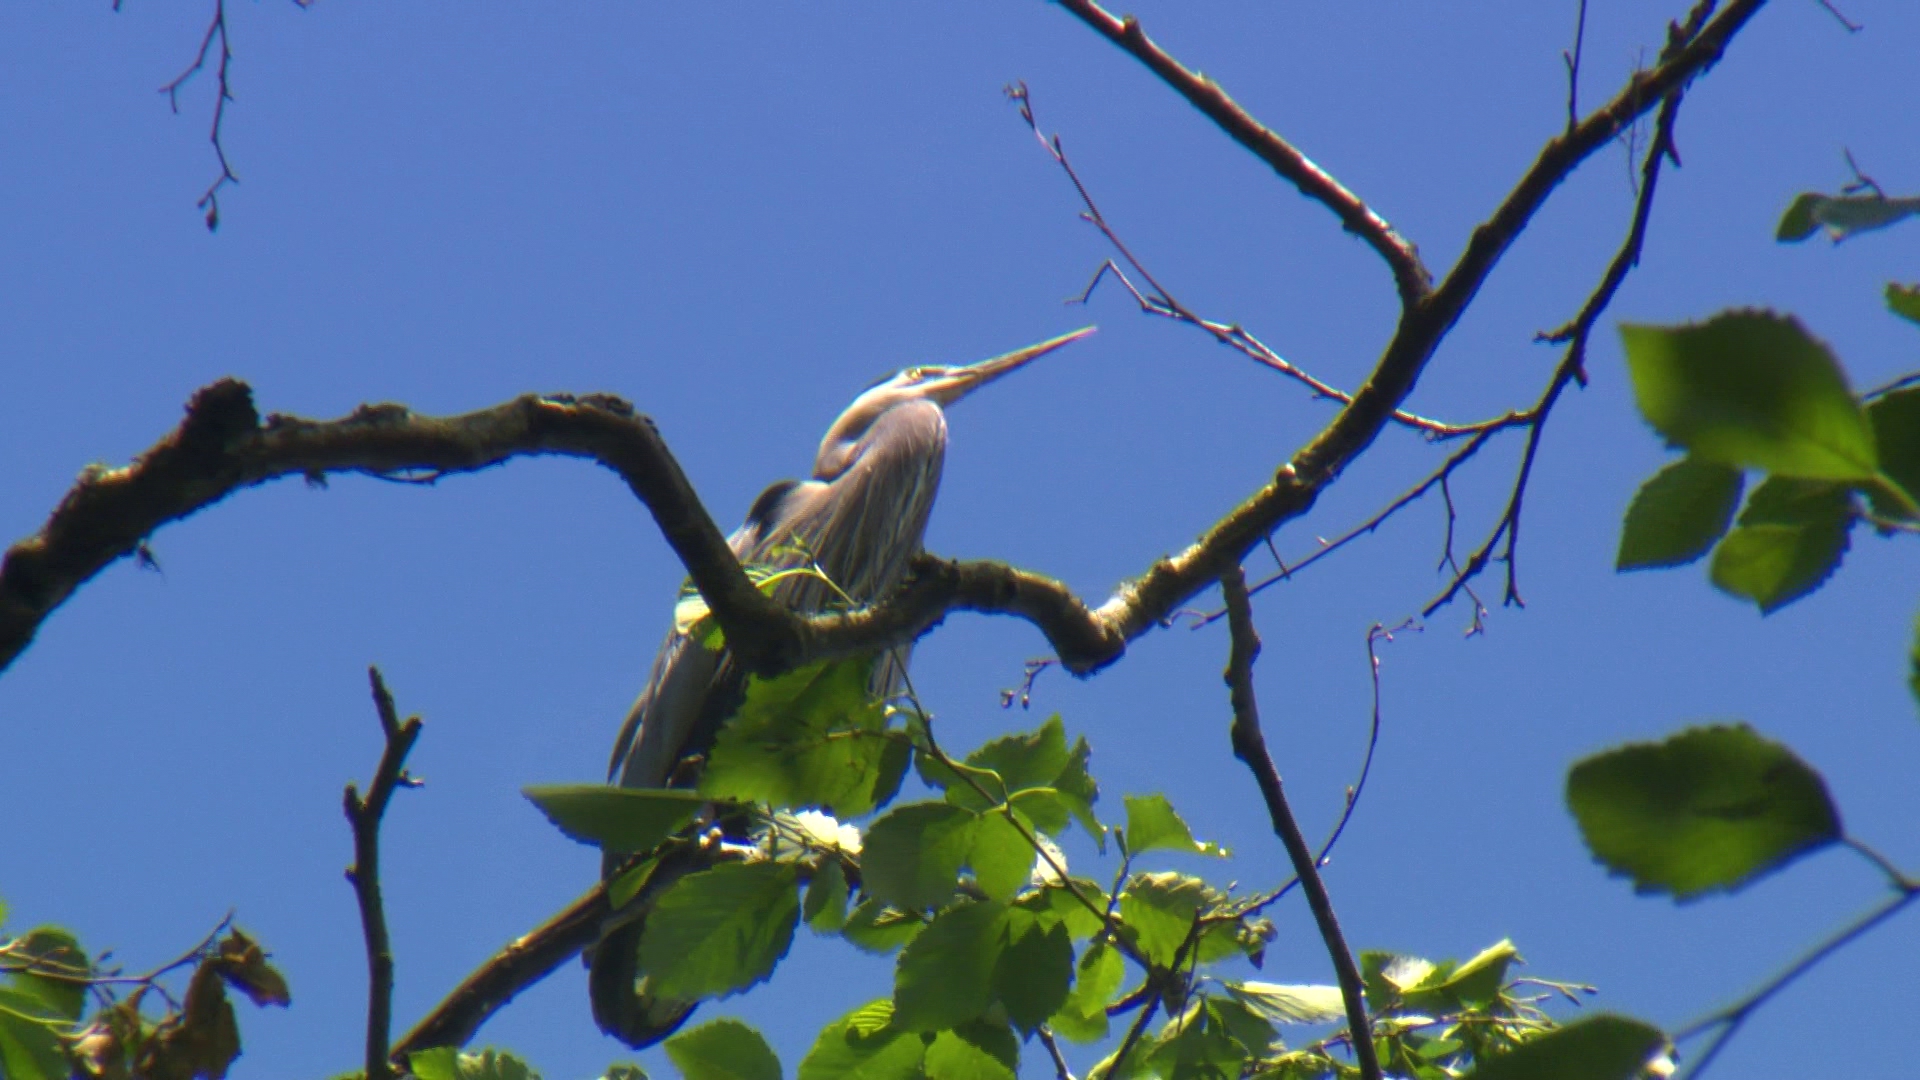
[1220,568,1379,1080]
[1052,0,1432,307]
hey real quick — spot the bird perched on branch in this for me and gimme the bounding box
[588,326,1095,1048]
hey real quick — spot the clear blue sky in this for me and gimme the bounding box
[2,3,1915,1078]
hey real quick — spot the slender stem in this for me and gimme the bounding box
[1038,1026,1078,1080]
[345,667,424,1080]
[1220,569,1380,1080]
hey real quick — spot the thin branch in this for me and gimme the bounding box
[390,884,609,1060]
[1038,1026,1078,1080]
[1220,568,1380,1080]
[1012,87,1500,439]
[158,0,239,230]
[344,668,424,1080]
[1052,1,1432,306]
[1427,19,1701,619]
[1563,0,1590,136]
[1672,890,1917,1080]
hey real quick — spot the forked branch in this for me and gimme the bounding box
[344,668,424,1080]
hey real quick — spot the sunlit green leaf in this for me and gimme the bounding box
[1118,871,1217,966]
[1006,788,1070,836]
[1462,1014,1665,1080]
[969,809,1035,903]
[1015,881,1109,941]
[1053,736,1104,845]
[701,659,898,818]
[666,1018,782,1080]
[967,715,1070,793]
[1775,191,1920,243]
[1708,477,1853,612]
[1620,312,1877,480]
[610,855,662,910]
[923,1019,1018,1080]
[1616,458,1743,570]
[798,1002,925,1080]
[642,862,801,1000]
[409,1048,541,1080]
[522,786,705,855]
[1223,980,1346,1024]
[804,860,851,934]
[410,1046,459,1080]
[1123,794,1224,857]
[1567,724,1840,899]
[862,802,977,911]
[1050,940,1122,1043]
[1434,939,1519,1006]
[840,900,924,955]
[1141,998,1250,1079]
[993,907,1072,1033]
[892,900,1008,1032]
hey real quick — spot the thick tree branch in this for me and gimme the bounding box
[1220,568,1379,1080]
[1052,0,1432,307]
[1,2,1771,693]
[344,668,423,1080]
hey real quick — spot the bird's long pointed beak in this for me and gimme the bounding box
[931,325,1097,405]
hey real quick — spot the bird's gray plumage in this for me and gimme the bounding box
[589,328,1093,1047]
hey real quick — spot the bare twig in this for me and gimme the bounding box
[1672,889,1917,1080]
[1563,0,1590,135]
[1012,86,1499,440]
[344,668,424,1080]
[1426,8,1705,620]
[157,0,239,230]
[1051,1,1432,306]
[1220,568,1380,1080]
[1815,0,1862,32]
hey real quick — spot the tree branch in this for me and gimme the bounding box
[389,884,609,1061]
[344,668,424,1080]
[1220,568,1379,1080]
[1052,0,1432,308]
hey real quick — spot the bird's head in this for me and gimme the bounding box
[813,326,1096,479]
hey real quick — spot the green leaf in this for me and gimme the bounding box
[969,809,1035,903]
[1911,609,1920,716]
[666,1018,782,1080]
[523,786,705,855]
[892,900,1008,1032]
[610,854,662,910]
[1620,312,1878,481]
[966,715,1070,793]
[797,1002,924,1080]
[840,899,924,955]
[1006,788,1070,836]
[1866,387,1920,519]
[641,862,802,1000]
[1889,283,1920,327]
[1123,794,1223,857]
[862,802,977,911]
[1140,998,1249,1080]
[923,1020,1019,1080]
[410,1046,460,1080]
[1774,191,1920,243]
[1118,871,1217,966]
[915,750,1006,813]
[1053,736,1104,845]
[602,1066,648,1080]
[992,908,1073,1033]
[1223,980,1346,1024]
[804,860,851,934]
[1709,477,1853,612]
[6,927,87,1022]
[1015,881,1109,940]
[1434,939,1519,1006]
[1567,724,1841,899]
[1050,940,1123,1043]
[701,658,899,818]
[1462,1014,1665,1080]
[1616,458,1743,570]
[0,987,67,1080]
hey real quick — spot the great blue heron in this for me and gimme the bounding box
[589,326,1095,1047]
